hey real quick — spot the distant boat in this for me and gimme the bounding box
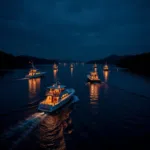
[103,63,109,71]
[25,62,46,79]
[116,68,119,72]
[87,71,101,83]
[70,64,74,68]
[53,63,58,70]
[38,81,75,113]
[93,63,97,68]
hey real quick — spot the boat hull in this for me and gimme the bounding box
[26,72,46,79]
[103,69,109,71]
[87,75,101,83]
[38,89,75,113]
[87,78,101,83]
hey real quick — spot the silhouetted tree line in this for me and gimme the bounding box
[0,50,58,69]
[1,50,150,75]
[86,54,122,64]
[87,52,150,75]
[117,52,150,75]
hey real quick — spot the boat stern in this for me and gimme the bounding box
[38,104,53,113]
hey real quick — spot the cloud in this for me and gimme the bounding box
[0,0,150,60]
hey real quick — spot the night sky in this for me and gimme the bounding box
[0,0,150,60]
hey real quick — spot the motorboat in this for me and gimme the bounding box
[87,71,101,83]
[103,63,109,71]
[53,63,58,70]
[93,63,97,68]
[25,62,46,79]
[70,64,74,68]
[38,82,75,113]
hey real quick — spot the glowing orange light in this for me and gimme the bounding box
[89,83,100,102]
[28,78,41,99]
[103,70,109,82]
[70,67,73,76]
[53,69,58,80]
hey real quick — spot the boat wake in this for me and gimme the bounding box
[0,99,42,116]
[0,95,79,149]
[0,112,47,150]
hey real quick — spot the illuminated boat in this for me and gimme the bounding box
[70,64,74,68]
[25,62,46,79]
[103,63,109,71]
[93,63,97,68]
[38,82,75,113]
[53,63,58,70]
[87,71,101,83]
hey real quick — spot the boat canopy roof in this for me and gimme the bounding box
[90,71,98,75]
[104,64,108,68]
[47,84,66,89]
[59,90,69,97]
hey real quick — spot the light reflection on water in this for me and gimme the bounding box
[28,78,41,99]
[70,67,73,77]
[53,69,58,81]
[39,106,73,150]
[89,83,100,104]
[1,65,150,149]
[103,70,109,82]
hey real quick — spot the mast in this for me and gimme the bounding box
[30,61,36,76]
[31,62,36,70]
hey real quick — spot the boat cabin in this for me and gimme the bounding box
[89,72,99,80]
[28,69,38,76]
[42,84,69,106]
[53,64,58,69]
[103,64,108,70]
[93,63,97,68]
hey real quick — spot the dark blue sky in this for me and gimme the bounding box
[0,0,150,60]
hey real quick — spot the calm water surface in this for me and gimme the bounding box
[0,64,150,149]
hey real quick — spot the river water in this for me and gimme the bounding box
[0,64,150,149]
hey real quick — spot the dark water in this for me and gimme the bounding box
[0,64,150,150]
